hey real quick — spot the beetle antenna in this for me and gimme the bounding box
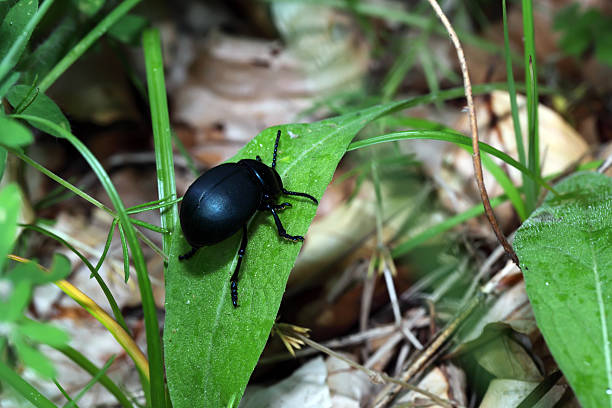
[272,130,281,169]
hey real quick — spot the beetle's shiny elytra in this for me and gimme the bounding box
[178,130,318,307]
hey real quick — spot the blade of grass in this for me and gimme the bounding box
[10,114,164,408]
[5,149,109,212]
[142,29,178,259]
[38,0,143,92]
[53,344,133,408]
[522,0,539,213]
[53,379,76,408]
[64,355,116,408]
[130,218,168,234]
[20,223,130,333]
[502,0,526,165]
[348,129,556,194]
[392,194,508,256]
[117,223,131,283]
[0,360,57,408]
[266,0,518,62]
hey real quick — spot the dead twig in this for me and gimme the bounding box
[424,0,519,266]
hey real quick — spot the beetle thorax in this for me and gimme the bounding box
[238,159,283,201]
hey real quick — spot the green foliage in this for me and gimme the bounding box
[514,172,612,407]
[554,4,612,66]
[0,0,39,75]
[6,84,71,136]
[109,14,149,45]
[0,185,71,379]
[164,104,409,407]
[0,116,33,150]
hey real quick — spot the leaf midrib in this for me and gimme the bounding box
[589,230,612,406]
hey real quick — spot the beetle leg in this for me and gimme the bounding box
[179,246,199,261]
[230,224,248,308]
[282,188,319,205]
[272,202,292,211]
[268,206,304,241]
[256,155,262,162]
[271,129,281,169]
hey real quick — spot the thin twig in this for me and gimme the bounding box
[372,294,482,407]
[424,0,519,266]
[294,333,459,408]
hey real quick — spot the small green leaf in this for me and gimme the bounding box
[0,116,33,149]
[0,0,38,72]
[0,184,22,270]
[7,254,70,285]
[14,337,56,378]
[6,84,71,137]
[71,0,105,17]
[45,253,72,283]
[108,14,148,45]
[0,280,31,322]
[514,171,612,408]
[18,320,70,347]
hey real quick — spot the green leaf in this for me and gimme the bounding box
[14,337,56,378]
[45,253,72,282]
[7,254,71,285]
[0,116,33,149]
[164,102,411,407]
[71,0,105,16]
[514,171,612,407]
[0,184,22,270]
[0,0,38,72]
[21,16,78,84]
[109,14,148,45]
[0,146,6,181]
[18,320,70,346]
[0,280,31,322]
[7,84,71,137]
[0,71,20,98]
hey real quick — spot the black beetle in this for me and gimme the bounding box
[179,129,318,307]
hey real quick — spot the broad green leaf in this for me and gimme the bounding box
[514,171,612,408]
[0,116,33,149]
[164,83,519,407]
[14,337,56,378]
[0,184,21,270]
[0,0,38,72]
[164,102,410,407]
[7,84,71,137]
[18,320,70,346]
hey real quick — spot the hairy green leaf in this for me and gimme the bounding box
[514,171,612,407]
